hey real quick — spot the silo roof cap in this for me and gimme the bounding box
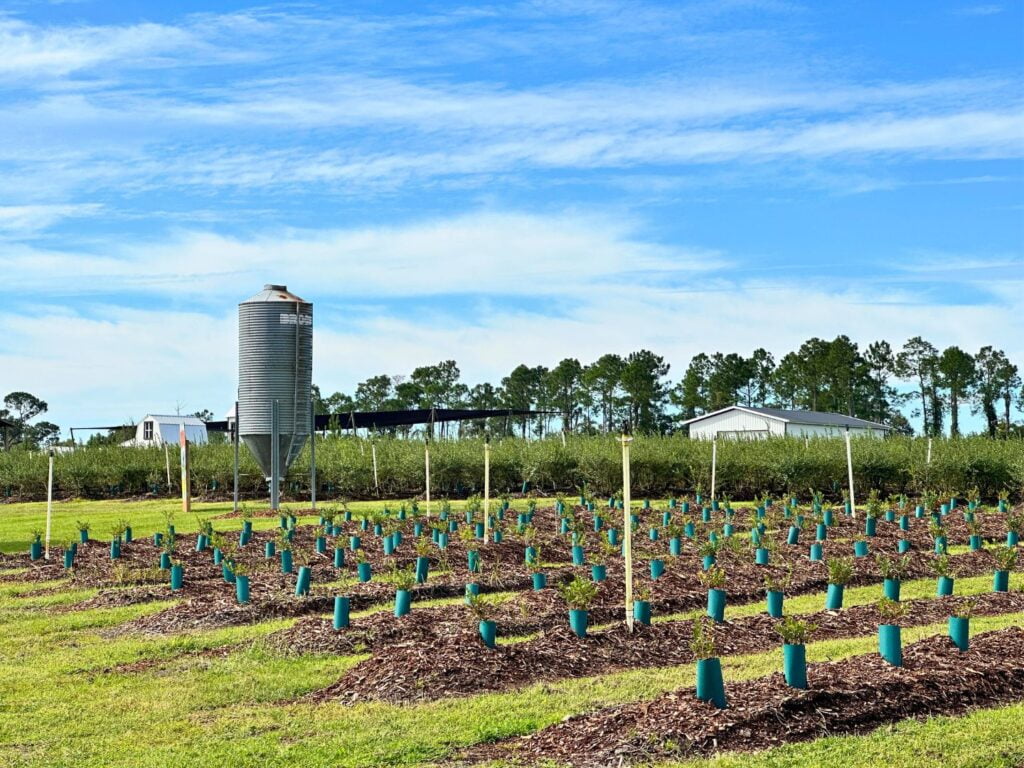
[241,284,309,304]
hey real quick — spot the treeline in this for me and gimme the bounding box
[317,336,1021,438]
[1,435,1021,503]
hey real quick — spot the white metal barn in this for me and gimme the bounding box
[122,415,208,447]
[682,406,891,440]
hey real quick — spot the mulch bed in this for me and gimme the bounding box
[305,591,1024,704]
[462,626,1024,767]
[4,504,1015,642]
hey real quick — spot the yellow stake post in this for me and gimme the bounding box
[179,423,191,517]
[621,433,634,632]
[483,440,491,539]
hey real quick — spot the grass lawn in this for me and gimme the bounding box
[2,499,1022,767]
[0,497,570,554]
[0,579,1021,765]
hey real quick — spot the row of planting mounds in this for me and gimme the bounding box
[466,625,1024,767]
[306,592,1024,704]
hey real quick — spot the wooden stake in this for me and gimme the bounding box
[484,440,491,538]
[164,443,172,491]
[844,427,855,519]
[425,442,431,518]
[621,433,634,632]
[44,449,54,560]
[710,437,717,503]
[179,423,191,517]
[371,442,379,494]
[926,437,932,464]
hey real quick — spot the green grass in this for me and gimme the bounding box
[1,564,1023,768]
[0,497,562,554]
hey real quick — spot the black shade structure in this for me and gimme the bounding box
[209,407,541,433]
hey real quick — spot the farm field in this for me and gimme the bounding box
[2,493,1023,767]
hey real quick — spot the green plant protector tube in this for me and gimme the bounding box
[525,545,537,564]
[695,657,727,708]
[467,550,480,573]
[809,543,823,561]
[295,566,312,596]
[783,643,807,689]
[29,541,42,561]
[568,609,588,638]
[854,541,869,557]
[110,540,121,559]
[702,554,715,570]
[650,558,665,579]
[969,535,982,551]
[787,526,800,545]
[879,624,902,666]
[479,619,497,648]
[937,576,954,596]
[333,596,350,629]
[948,616,969,651]
[170,564,183,591]
[766,590,784,618]
[649,528,659,541]
[633,600,651,626]
[235,575,250,604]
[62,550,74,569]
[707,588,726,622]
[159,552,170,569]
[591,564,606,582]
[531,572,547,590]
[898,539,911,554]
[825,583,844,610]
[571,546,585,566]
[357,562,372,582]
[350,535,361,551]
[280,549,293,574]
[394,589,411,617]
[79,529,89,544]
[883,578,901,601]
[670,538,682,556]
[333,547,345,568]
[415,556,430,583]
[994,570,1009,592]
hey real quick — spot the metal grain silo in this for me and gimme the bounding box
[238,285,313,492]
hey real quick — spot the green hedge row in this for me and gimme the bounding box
[1,435,1022,503]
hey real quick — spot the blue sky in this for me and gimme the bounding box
[1,0,1022,435]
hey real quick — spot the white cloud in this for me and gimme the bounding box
[0,203,102,233]
[0,211,725,299]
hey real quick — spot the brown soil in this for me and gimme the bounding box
[462,626,1024,767]
[305,591,1024,704]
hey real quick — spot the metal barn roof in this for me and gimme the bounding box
[680,406,891,431]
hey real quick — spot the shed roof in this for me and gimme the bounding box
[143,414,206,426]
[680,406,891,431]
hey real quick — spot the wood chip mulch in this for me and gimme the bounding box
[303,591,1024,705]
[459,626,1024,767]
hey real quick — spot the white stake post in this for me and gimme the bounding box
[844,427,855,519]
[710,437,717,503]
[179,423,191,517]
[424,441,431,518]
[926,437,932,464]
[44,449,54,560]
[483,440,491,539]
[621,433,634,632]
[164,443,172,491]
[371,442,379,494]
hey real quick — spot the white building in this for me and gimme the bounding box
[681,406,891,440]
[122,415,208,447]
